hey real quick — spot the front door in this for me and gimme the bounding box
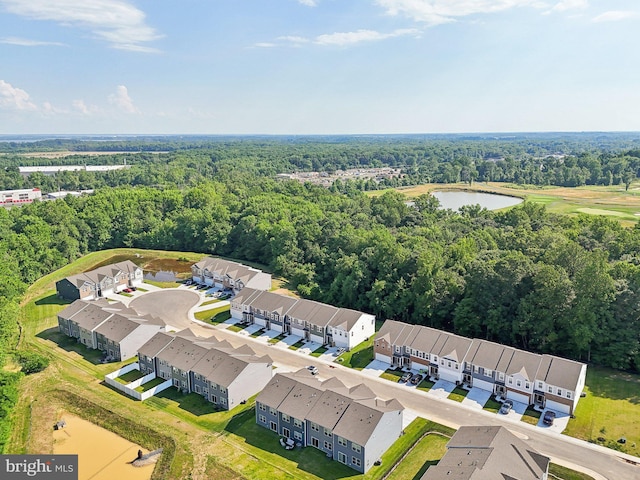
[534,393,545,408]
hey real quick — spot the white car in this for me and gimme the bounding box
[306,365,319,375]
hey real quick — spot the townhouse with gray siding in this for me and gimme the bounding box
[231,288,375,350]
[137,330,273,410]
[191,257,271,292]
[255,369,403,473]
[375,320,586,414]
[56,260,143,301]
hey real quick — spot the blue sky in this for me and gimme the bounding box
[0,0,638,134]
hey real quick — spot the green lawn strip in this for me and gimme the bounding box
[118,292,133,297]
[136,287,148,292]
[227,324,248,333]
[144,279,181,289]
[334,335,375,369]
[194,304,231,322]
[250,328,266,338]
[564,366,640,457]
[447,387,469,402]
[288,340,305,350]
[310,346,328,357]
[385,433,449,480]
[115,369,144,384]
[200,298,222,307]
[268,334,287,344]
[135,377,166,393]
[417,378,435,392]
[521,406,542,426]
[483,396,502,413]
[549,463,595,480]
[380,368,404,382]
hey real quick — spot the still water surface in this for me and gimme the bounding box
[432,191,523,211]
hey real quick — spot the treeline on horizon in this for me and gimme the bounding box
[1,134,640,192]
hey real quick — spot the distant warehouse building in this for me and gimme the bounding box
[0,188,42,207]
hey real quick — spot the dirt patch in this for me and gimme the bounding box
[53,414,154,480]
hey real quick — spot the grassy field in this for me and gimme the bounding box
[564,367,640,457]
[385,433,449,480]
[194,304,231,322]
[368,182,640,227]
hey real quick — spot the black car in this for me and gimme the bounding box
[410,374,424,385]
[399,372,412,383]
[543,410,556,426]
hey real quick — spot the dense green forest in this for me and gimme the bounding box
[1,134,640,450]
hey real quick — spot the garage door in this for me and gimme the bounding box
[473,378,495,393]
[545,399,570,414]
[254,317,267,327]
[101,288,114,297]
[375,353,391,364]
[291,327,306,338]
[310,334,324,344]
[506,390,530,405]
[439,369,460,384]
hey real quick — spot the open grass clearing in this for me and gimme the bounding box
[447,387,469,402]
[385,433,449,480]
[564,366,640,457]
[521,406,542,426]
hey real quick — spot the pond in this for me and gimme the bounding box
[432,190,523,211]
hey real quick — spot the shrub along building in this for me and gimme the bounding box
[421,425,550,480]
[255,368,404,473]
[137,330,273,411]
[191,257,271,292]
[375,320,586,415]
[56,260,143,301]
[57,299,164,361]
[231,288,375,350]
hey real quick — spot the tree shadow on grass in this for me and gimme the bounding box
[35,294,72,306]
[412,460,439,480]
[585,367,640,404]
[36,327,104,365]
[225,407,359,480]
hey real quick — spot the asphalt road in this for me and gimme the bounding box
[202,322,640,480]
[130,289,201,326]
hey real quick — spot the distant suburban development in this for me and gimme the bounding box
[276,167,403,187]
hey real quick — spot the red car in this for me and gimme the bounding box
[122,288,132,293]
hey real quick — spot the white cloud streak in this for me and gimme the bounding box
[375,0,542,25]
[592,10,638,23]
[108,85,139,114]
[0,80,38,111]
[314,28,421,46]
[547,0,589,13]
[0,0,161,52]
[0,36,66,46]
[296,0,318,6]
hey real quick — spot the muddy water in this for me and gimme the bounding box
[52,414,154,480]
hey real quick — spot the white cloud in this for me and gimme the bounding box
[254,42,277,48]
[72,99,100,115]
[0,80,37,111]
[314,28,420,46]
[547,0,588,13]
[0,0,161,52]
[0,36,66,46]
[375,0,542,25]
[108,85,139,114]
[296,0,318,6]
[278,35,310,44]
[592,10,638,23]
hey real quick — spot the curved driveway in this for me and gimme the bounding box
[130,289,201,329]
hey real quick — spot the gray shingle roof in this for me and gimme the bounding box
[64,260,141,288]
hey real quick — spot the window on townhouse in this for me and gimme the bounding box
[557,388,562,396]
[282,414,290,423]
[548,386,553,393]
[566,391,572,399]
[324,440,332,451]
[525,382,530,389]
[283,427,291,439]
[259,415,266,424]
[538,381,543,389]
[508,378,513,384]
[447,361,452,368]
[498,373,504,381]
[516,380,522,387]
[311,422,319,432]
[194,374,200,381]
[324,428,332,437]
[473,366,479,374]
[338,437,347,447]
[338,452,347,464]
[195,385,201,394]
[294,431,303,441]
[203,387,209,394]
[352,443,361,453]
[220,387,227,394]
[258,403,266,411]
[181,380,187,388]
[269,408,277,416]
[440,359,444,365]
[352,457,361,467]
[294,418,303,428]
[485,369,493,377]
[270,421,277,432]
[221,398,227,405]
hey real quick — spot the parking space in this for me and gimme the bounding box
[274,335,302,349]
[461,388,492,410]
[537,409,570,433]
[361,360,389,378]
[296,341,321,355]
[426,379,456,399]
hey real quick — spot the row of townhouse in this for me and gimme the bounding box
[191,257,271,292]
[375,320,587,414]
[137,330,273,411]
[256,369,404,473]
[231,288,376,350]
[57,299,164,361]
[422,425,550,480]
[56,260,144,301]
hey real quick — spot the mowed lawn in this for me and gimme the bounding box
[385,434,449,480]
[564,367,640,458]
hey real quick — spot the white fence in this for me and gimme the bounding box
[105,362,173,401]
